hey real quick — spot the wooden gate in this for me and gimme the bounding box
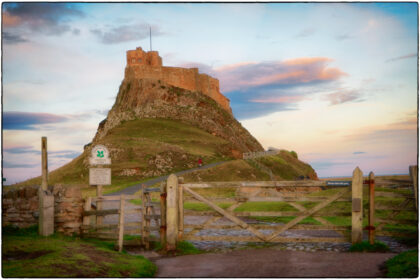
[166,167,365,246]
[81,184,166,251]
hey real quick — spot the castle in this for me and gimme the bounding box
[125,47,232,114]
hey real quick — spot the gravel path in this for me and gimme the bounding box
[154,249,396,277]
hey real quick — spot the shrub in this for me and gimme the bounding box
[290,150,298,159]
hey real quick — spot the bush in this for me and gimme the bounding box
[349,241,390,252]
[290,150,298,159]
[386,249,418,278]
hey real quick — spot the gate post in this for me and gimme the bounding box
[368,172,375,244]
[351,167,363,244]
[160,182,167,249]
[166,174,179,251]
[178,177,184,240]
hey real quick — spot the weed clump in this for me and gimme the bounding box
[349,241,389,252]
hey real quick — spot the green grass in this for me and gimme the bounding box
[386,249,418,278]
[349,241,390,252]
[2,225,156,278]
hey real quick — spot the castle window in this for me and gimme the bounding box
[138,59,142,63]
[131,58,136,63]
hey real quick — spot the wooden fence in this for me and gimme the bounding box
[163,167,368,248]
[81,185,166,252]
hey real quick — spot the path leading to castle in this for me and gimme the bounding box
[153,249,395,277]
[107,161,226,196]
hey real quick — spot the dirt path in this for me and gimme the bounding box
[154,249,395,277]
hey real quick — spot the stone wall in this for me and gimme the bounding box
[2,186,39,228]
[2,185,84,236]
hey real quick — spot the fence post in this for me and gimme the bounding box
[118,195,125,252]
[39,136,54,236]
[368,172,375,244]
[351,167,363,244]
[166,174,179,251]
[160,182,167,250]
[178,177,184,240]
[96,185,103,226]
[409,165,418,211]
[82,197,92,236]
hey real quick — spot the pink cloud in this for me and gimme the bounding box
[324,89,363,105]
[211,57,347,92]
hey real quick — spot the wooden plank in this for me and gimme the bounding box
[368,172,375,245]
[375,192,412,198]
[81,224,118,231]
[124,222,142,227]
[183,210,351,217]
[409,165,418,210]
[141,186,147,249]
[184,235,348,243]
[181,180,327,189]
[83,233,117,240]
[145,189,160,231]
[184,224,351,231]
[145,214,161,220]
[123,239,142,246]
[118,195,125,252]
[266,187,350,242]
[184,186,267,241]
[144,185,151,250]
[167,174,179,250]
[352,167,363,244]
[375,218,417,225]
[375,206,415,211]
[124,229,141,235]
[247,197,351,202]
[92,194,142,202]
[376,231,418,238]
[83,209,119,216]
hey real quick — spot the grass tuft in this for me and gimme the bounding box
[386,249,418,278]
[349,241,390,252]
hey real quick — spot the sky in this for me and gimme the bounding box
[2,2,418,184]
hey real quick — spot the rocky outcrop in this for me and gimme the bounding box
[90,78,263,158]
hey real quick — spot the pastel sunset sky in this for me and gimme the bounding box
[2,2,418,184]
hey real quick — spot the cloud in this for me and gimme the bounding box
[49,150,80,159]
[4,146,41,154]
[335,33,353,41]
[90,23,164,44]
[214,57,346,93]
[3,3,84,36]
[2,31,28,44]
[385,53,417,63]
[353,151,366,155]
[186,57,347,120]
[3,162,38,168]
[3,111,69,130]
[324,89,364,105]
[295,28,316,38]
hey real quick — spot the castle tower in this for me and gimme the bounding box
[126,47,162,67]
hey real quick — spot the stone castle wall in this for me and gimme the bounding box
[125,47,232,114]
[2,185,83,235]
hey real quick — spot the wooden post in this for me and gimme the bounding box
[41,137,48,190]
[178,177,184,240]
[96,185,103,226]
[118,195,125,252]
[141,185,147,248]
[39,136,54,236]
[409,165,418,211]
[166,174,178,251]
[82,197,92,236]
[351,167,363,244]
[144,185,151,250]
[160,182,167,250]
[368,172,375,245]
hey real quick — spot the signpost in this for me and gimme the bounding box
[89,145,111,226]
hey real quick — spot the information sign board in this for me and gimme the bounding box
[89,145,111,165]
[89,168,111,185]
